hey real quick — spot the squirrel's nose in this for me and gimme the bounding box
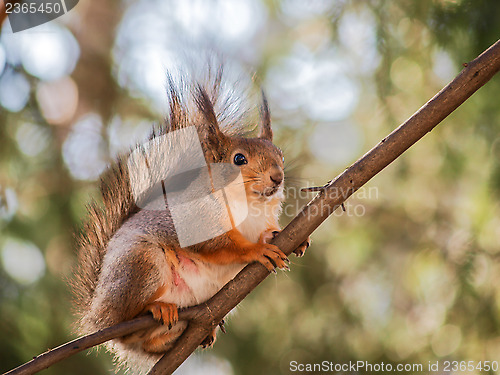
[269,170,283,186]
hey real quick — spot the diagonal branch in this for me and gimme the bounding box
[3,38,500,375]
[147,38,500,374]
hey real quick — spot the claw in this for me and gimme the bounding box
[293,236,311,258]
[219,319,226,334]
[144,302,178,329]
[200,328,217,349]
[248,229,290,272]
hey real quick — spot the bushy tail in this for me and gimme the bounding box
[71,160,137,321]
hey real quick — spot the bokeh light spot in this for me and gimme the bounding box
[19,24,80,81]
[309,121,362,166]
[36,76,79,124]
[107,116,154,156]
[62,114,108,180]
[174,0,261,41]
[0,187,18,222]
[268,45,359,121]
[431,324,462,357]
[338,10,380,74]
[114,0,265,112]
[433,49,457,83]
[0,70,30,112]
[1,238,46,285]
[390,57,423,92]
[15,122,50,157]
[176,354,233,375]
[280,0,336,21]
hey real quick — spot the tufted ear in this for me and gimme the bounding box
[166,73,188,132]
[193,84,227,162]
[258,90,273,141]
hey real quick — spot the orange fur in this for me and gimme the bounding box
[196,228,288,271]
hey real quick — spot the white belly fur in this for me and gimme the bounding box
[158,259,244,308]
[158,194,282,306]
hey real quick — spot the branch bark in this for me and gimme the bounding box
[3,38,500,375]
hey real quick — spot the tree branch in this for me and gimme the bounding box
[3,38,500,375]
[148,38,500,375]
[2,308,204,375]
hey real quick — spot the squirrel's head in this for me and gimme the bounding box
[226,137,284,202]
[194,85,284,202]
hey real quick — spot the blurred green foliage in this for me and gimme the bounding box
[1,1,500,374]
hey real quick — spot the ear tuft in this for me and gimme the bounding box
[166,73,188,132]
[193,84,226,162]
[194,83,220,129]
[258,90,273,141]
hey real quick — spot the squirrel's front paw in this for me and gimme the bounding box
[249,242,289,272]
[144,302,178,329]
[259,229,280,245]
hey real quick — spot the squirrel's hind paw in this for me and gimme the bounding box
[200,328,217,349]
[144,302,178,329]
[261,229,311,259]
[293,236,311,257]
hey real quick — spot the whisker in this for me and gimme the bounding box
[245,165,262,175]
[284,157,308,174]
[242,178,261,184]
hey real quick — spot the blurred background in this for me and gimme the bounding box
[1,0,500,374]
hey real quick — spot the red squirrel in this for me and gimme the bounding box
[72,66,310,372]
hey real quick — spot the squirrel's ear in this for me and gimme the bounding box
[258,90,273,142]
[194,84,226,162]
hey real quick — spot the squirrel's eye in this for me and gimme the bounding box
[233,153,247,166]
